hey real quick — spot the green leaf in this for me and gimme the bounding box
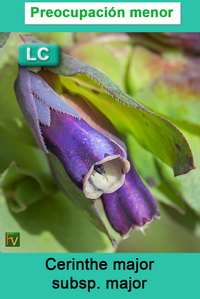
[0,117,36,147]
[0,34,37,148]
[127,46,165,94]
[126,46,185,94]
[0,42,20,118]
[20,34,195,176]
[0,33,20,71]
[0,126,49,174]
[128,47,200,130]
[161,203,200,238]
[127,131,200,221]
[125,134,186,213]
[60,74,194,177]
[0,192,114,253]
[68,33,132,90]
[135,70,200,129]
[0,162,56,212]
[155,131,200,215]
[0,32,10,48]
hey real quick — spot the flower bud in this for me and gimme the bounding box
[101,160,159,236]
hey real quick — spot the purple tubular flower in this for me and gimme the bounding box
[14,67,130,199]
[101,160,159,236]
[41,109,129,199]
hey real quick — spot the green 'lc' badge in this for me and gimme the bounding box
[18,44,60,66]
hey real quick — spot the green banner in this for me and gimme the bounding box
[0,0,200,31]
[1,253,199,298]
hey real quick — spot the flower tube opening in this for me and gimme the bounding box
[84,155,130,199]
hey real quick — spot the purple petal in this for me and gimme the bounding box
[14,67,80,152]
[28,70,80,118]
[34,98,51,127]
[14,67,47,152]
[41,109,130,199]
[102,161,158,236]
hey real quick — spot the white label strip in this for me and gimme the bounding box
[25,2,181,25]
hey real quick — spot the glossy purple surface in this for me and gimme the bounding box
[14,67,80,152]
[41,109,126,190]
[102,161,158,235]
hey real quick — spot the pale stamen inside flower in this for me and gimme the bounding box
[83,157,130,199]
